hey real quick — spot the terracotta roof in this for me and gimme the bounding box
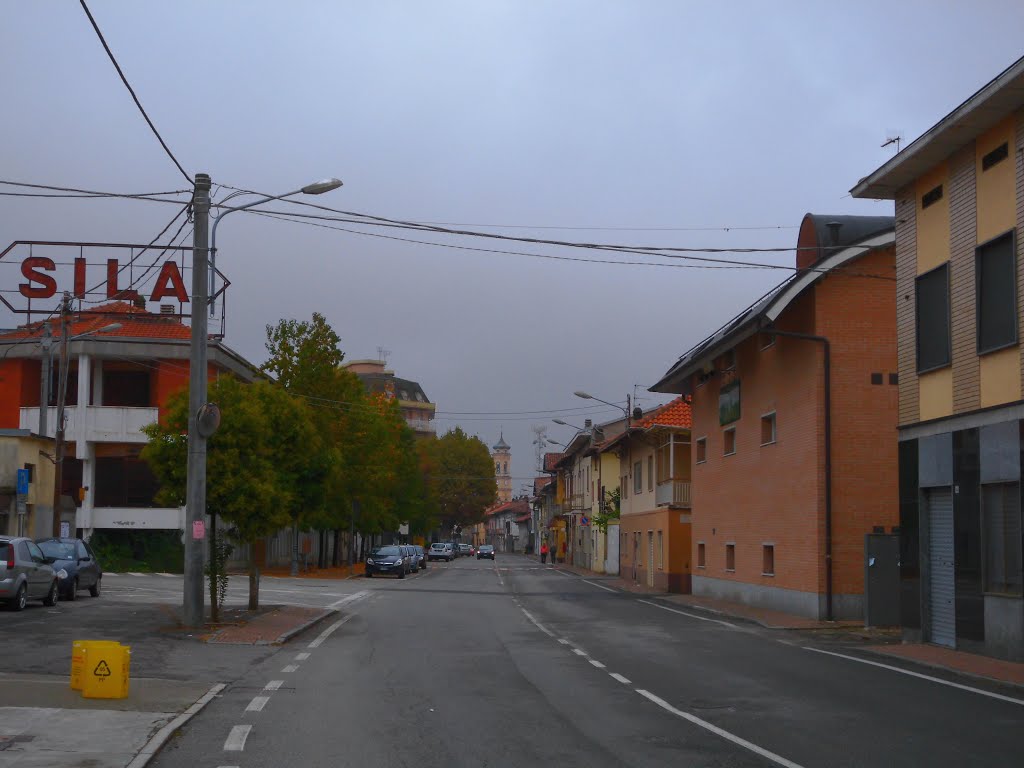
[485,499,530,517]
[533,476,553,495]
[515,512,532,523]
[542,452,565,472]
[635,396,692,429]
[0,302,191,341]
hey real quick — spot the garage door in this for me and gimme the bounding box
[927,488,955,649]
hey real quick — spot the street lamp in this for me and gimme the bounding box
[546,438,567,448]
[183,174,342,627]
[573,390,632,426]
[552,418,584,430]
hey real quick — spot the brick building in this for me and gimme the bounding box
[852,56,1024,659]
[652,214,898,620]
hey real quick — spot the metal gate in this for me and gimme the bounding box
[928,488,955,648]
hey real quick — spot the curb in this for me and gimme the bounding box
[125,682,226,768]
[858,646,1024,694]
[271,608,338,646]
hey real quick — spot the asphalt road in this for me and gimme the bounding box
[138,554,1023,768]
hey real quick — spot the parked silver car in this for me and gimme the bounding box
[0,536,60,611]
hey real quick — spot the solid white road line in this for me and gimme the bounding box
[609,673,631,684]
[326,590,369,610]
[155,572,176,577]
[295,652,310,661]
[803,647,1024,706]
[308,614,354,648]
[637,599,737,629]
[635,689,805,768]
[282,664,299,673]
[245,696,269,712]
[520,608,555,637]
[264,680,283,691]
[588,659,606,669]
[223,725,252,751]
[582,579,618,593]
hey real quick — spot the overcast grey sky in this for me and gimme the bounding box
[3,1,1024,486]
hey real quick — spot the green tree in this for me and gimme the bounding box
[142,377,316,610]
[420,427,497,536]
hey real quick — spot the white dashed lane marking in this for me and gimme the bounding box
[245,696,269,713]
[223,725,252,752]
[609,673,631,684]
[264,680,283,691]
[282,664,299,673]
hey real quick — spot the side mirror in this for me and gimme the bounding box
[79,556,91,563]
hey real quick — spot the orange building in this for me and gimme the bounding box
[652,214,899,620]
[0,302,257,538]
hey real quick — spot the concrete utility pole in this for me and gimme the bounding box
[38,323,52,436]
[51,294,72,537]
[184,173,212,628]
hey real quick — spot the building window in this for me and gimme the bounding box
[503,463,507,474]
[916,263,951,372]
[622,476,627,500]
[982,142,1009,171]
[922,184,943,209]
[495,462,500,474]
[976,232,1017,354]
[657,530,664,569]
[982,483,1022,595]
[723,427,736,456]
[633,462,643,494]
[762,544,775,576]
[697,542,706,568]
[696,437,707,464]
[647,456,654,492]
[725,543,735,572]
[760,412,776,445]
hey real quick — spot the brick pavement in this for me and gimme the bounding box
[207,605,333,645]
[865,643,1024,688]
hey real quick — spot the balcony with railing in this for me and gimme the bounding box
[567,493,586,511]
[21,406,160,444]
[406,418,436,434]
[655,480,691,508]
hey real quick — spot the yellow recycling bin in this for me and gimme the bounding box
[70,640,121,691]
[78,640,131,699]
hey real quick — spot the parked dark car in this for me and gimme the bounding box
[36,537,102,600]
[1,536,59,610]
[477,544,496,560]
[365,545,408,578]
[402,545,425,572]
[409,545,428,571]
[458,543,472,557]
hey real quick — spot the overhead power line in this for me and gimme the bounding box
[0,180,191,204]
[78,0,191,184]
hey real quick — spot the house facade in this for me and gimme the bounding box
[852,56,1024,659]
[0,302,258,538]
[341,358,436,437]
[653,214,899,619]
[604,397,692,592]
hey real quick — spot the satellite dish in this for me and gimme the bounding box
[196,402,221,438]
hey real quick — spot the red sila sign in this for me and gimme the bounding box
[19,256,188,303]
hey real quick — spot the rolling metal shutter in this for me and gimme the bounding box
[928,489,955,648]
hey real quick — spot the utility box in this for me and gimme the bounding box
[864,533,900,628]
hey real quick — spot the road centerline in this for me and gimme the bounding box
[222,725,252,752]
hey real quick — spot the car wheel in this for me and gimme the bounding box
[43,580,59,607]
[9,584,27,611]
[66,578,78,601]
[89,578,100,597]
[365,571,373,578]
[398,567,405,579]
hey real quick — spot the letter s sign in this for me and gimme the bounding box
[19,257,58,299]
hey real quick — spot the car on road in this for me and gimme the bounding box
[428,542,453,562]
[36,537,102,600]
[365,545,409,578]
[458,543,472,557]
[1,536,60,610]
[409,545,428,571]
[403,545,425,572]
[477,544,495,560]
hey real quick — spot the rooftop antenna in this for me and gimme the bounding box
[376,346,391,365]
[531,424,548,472]
[881,129,903,154]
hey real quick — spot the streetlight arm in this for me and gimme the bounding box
[210,188,304,258]
[575,392,627,417]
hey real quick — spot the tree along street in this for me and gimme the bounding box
[150,556,1024,768]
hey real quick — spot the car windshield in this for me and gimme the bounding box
[371,546,400,557]
[431,544,445,549]
[38,540,76,559]
[480,546,493,551]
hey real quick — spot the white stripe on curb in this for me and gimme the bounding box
[308,614,354,648]
[125,683,226,768]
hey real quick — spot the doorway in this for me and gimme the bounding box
[927,488,955,648]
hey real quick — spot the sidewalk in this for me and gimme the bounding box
[547,558,1024,691]
[0,674,218,768]
[207,604,334,645]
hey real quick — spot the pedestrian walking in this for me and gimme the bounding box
[540,542,549,564]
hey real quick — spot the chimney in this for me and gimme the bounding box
[160,305,175,315]
[584,419,593,429]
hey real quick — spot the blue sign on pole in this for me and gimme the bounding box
[16,468,30,496]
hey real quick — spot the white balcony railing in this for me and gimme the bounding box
[656,480,691,508]
[407,419,436,433]
[20,406,160,444]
